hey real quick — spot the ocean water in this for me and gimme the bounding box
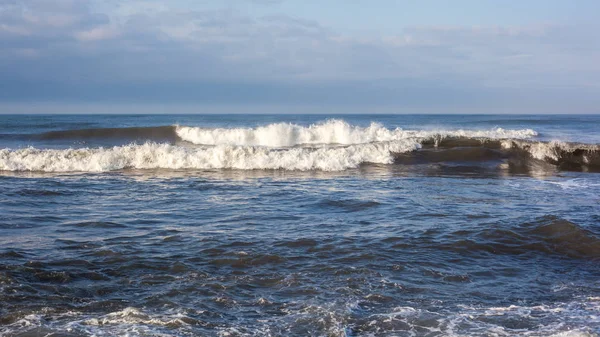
[0,114,599,337]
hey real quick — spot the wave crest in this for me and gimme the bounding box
[5,120,600,173]
[0,141,420,172]
[503,140,600,170]
[176,120,537,147]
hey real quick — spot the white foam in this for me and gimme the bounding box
[82,307,189,327]
[502,139,598,162]
[1,300,598,337]
[1,120,542,172]
[176,120,538,147]
[0,140,420,172]
[502,140,565,161]
[444,301,600,337]
[542,178,600,190]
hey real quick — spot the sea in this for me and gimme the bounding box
[0,114,599,337]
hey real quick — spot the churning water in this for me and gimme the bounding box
[1,114,599,336]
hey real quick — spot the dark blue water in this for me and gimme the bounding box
[1,115,599,336]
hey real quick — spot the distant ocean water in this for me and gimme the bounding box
[1,114,599,336]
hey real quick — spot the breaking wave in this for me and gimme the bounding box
[1,120,599,172]
[0,141,419,172]
[175,120,537,147]
[502,139,600,170]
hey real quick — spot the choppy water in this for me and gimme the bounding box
[1,114,599,336]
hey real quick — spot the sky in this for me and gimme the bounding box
[0,0,599,113]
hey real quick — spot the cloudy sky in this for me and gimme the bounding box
[1,0,599,113]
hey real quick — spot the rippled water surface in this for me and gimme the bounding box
[1,115,600,336]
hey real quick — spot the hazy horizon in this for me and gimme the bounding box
[1,0,599,114]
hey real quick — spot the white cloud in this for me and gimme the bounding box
[75,25,119,41]
[0,0,599,112]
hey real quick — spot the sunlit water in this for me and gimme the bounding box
[1,115,599,336]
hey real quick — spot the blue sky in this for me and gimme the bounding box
[1,0,599,113]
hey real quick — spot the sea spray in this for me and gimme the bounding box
[0,141,420,172]
[175,120,538,146]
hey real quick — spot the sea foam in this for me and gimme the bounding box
[0,120,546,172]
[0,141,419,172]
[176,120,537,147]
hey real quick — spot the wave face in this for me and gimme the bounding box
[37,126,178,142]
[3,120,600,172]
[443,216,600,259]
[502,139,600,170]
